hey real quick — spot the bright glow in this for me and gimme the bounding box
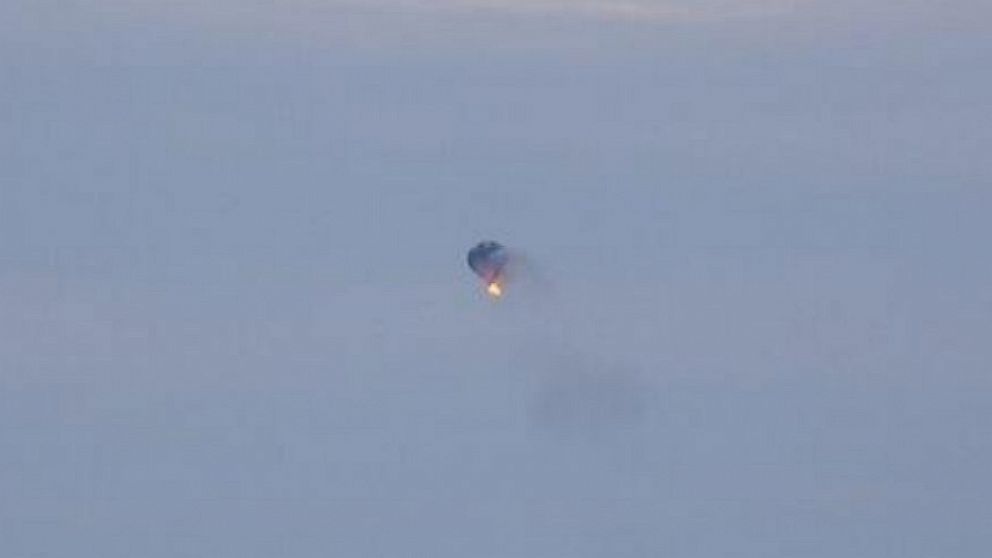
[486,282,503,298]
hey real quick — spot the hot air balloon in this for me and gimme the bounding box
[467,241,508,297]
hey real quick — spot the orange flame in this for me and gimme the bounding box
[486,282,503,298]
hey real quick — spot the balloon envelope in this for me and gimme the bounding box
[467,241,508,284]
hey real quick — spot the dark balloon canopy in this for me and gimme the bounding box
[467,241,508,284]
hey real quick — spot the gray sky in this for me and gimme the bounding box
[2,1,991,556]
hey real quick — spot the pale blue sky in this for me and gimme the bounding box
[2,2,991,556]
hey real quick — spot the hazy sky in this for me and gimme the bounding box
[2,1,991,556]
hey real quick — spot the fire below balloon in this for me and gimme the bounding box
[486,282,503,298]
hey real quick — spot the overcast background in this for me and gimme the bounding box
[2,1,991,556]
